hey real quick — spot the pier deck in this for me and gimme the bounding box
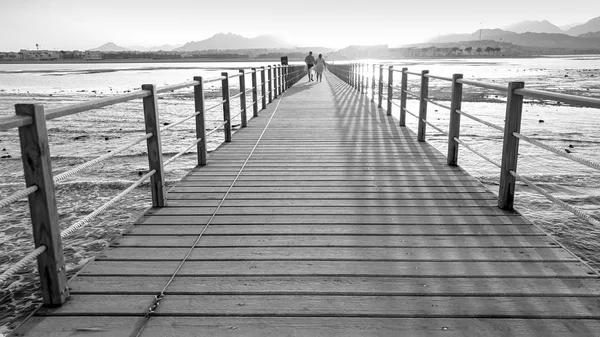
[15,72,600,336]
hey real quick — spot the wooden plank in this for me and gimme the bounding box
[176,180,486,187]
[17,316,600,337]
[168,186,492,193]
[68,275,600,296]
[79,260,595,277]
[130,224,543,236]
[166,192,497,201]
[165,199,500,208]
[97,247,575,262]
[116,235,554,247]
[40,294,600,318]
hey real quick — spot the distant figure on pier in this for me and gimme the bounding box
[305,51,315,81]
[314,54,327,82]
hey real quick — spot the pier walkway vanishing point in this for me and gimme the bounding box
[12,70,600,336]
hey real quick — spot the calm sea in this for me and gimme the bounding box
[1,57,599,334]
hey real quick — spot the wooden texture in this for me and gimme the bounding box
[447,73,463,165]
[387,65,393,114]
[193,76,207,166]
[251,68,259,117]
[221,72,232,142]
[417,70,430,141]
[141,84,166,207]
[16,104,68,306]
[260,66,266,109]
[17,71,600,336]
[238,69,247,127]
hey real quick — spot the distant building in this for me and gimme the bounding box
[84,51,102,60]
[19,49,60,60]
[334,45,390,59]
[0,52,22,60]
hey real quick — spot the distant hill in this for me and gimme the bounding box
[566,16,600,36]
[503,20,563,34]
[126,44,183,51]
[175,33,294,51]
[90,42,130,52]
[428,29,600,50]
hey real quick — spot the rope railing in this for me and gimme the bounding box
[163,138,203,167]
[453,137,501,168]
[53,133,153,183]
[422,118,449,136]
[405,70,422,76]
[204,76,226,84]
[513,132,600,171]
[230,92,243,100]
[424,98,451,111]
[510,170,600,227]
[60,170,156,239]
[425,74,453,81]
[156,80,199,94]
[0,246,47,284]
[457,109,504,132]
[161,112,200,133]
[516,88,600,109]
[402,107,419,119]
[0,185,38,210]
[405,90,420,99]
[205,121,229,137]
[457,78,508,92]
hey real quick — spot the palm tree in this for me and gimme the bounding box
[36,43,39,50]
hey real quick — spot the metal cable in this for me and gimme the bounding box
[424,98,451,111]
[53,133,153,183]
[0,185,38,209]
[454,137,501,168]
[60,170,156,239]
[457,109,504,132]
[510,170,600,227]
[422,119,449,136]
[0,245,46,284]
[514,132,600,171]
[132,84,288,337]
[163,139,202,167]
[161,112,200,133]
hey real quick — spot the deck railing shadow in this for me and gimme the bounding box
[0,62,304,306]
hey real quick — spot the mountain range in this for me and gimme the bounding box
[499,16,600,35]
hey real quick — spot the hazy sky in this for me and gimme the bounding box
[1,0,598,51]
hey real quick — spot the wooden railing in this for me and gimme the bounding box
[0,62,305,306]
[330,62,600,224]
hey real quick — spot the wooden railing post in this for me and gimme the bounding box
[268,66,273,103]
[499,81,525,210]
[386,66,394,115]
[273,65,278,99]
[360,63,365,94]
[399,68,408,126]
[277,65,282,95]
[447,74,464,166]
[141,84,166,207]
[193,77,207,166]
[261,66,267,110]
[351,63,355,89]
[251,68,259,117]
[221,72,232,142]
[16,103,68,306]
[378,65,384,108]
[371,64,376,102]
[238,70,247,127]
[417,70,430,142]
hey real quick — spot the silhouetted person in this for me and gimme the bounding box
[305,51,315,81]
[314,54,327,82]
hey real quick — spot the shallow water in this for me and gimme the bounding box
[1,58,600,334]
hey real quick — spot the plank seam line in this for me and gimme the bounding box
[129,86,287,337]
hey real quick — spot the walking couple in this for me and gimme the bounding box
[305,51,327,82]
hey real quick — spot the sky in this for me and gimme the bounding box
[1,0,598,51]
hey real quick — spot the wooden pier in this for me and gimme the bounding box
[13,71,600,336]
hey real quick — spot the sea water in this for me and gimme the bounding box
[1,57,599,333]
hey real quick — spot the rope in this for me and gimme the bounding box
[205,121,228,137]
[161,112,200,133]
[163,139,202,167]
[0,185,38,209]
[457,109,504,132]
[60,170,156,239]
[391,100,401,108]
[454,137,501,168]
[510,170,600,227]
[422,119,449,136]
[205,100,227,113]
[514,132,600,171]
[402,107,419,119]
[404,90,420,99]
[53,133,152,183]
[0,246,46,284]
[131,82,288,337]
[424,98,451,111]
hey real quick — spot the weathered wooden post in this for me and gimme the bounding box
[498,81,525,210]
[141,84,167,207]
[386,66,394,115]
[447,74,464,166]
[16,103,68,306]
[221,72,232,142]
[261,66,267,110]
[251,68,259,117]
[277,65,282,95]
[351,63,355,89]
[378,65,384,108]
[268,65,273,103]
[360,63,365,94]
[417,70,430,142]
[238,69,247,127]
[399,68,408,126]
[272,66,278,99]
[371,64,376,102]
[193,76,207,166]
